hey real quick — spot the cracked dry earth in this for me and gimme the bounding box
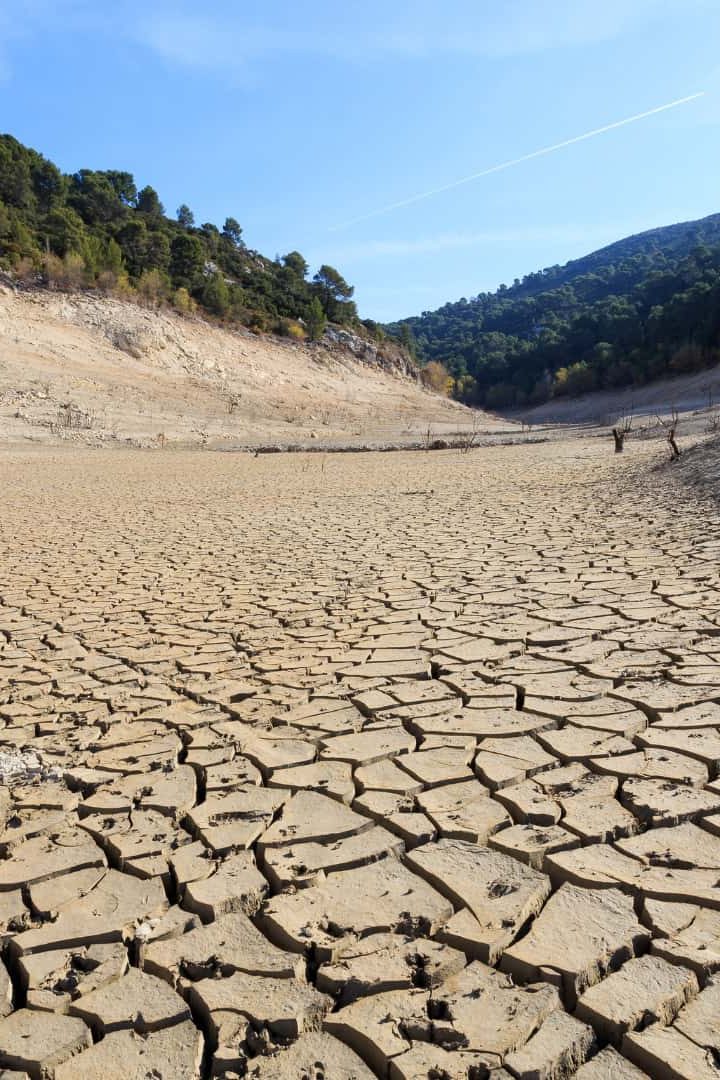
[0,440,719,1080]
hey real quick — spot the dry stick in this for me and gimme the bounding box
[611,413,633,453]
[655,407,681,461]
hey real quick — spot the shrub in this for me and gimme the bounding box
[421,360,453,396]
[553,361,596,397]
[96,269,118,293]
[275,318,306,340]
[137,268,168,307]
[42,252,86,289]
[12,255,37,283]
[173,286,195,314]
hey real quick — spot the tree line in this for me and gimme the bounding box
[388,212,720,407]
[0,133,364,342]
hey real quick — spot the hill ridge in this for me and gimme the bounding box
[390,210,720,409]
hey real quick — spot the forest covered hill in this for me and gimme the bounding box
[0,133,370,344]
[388,213,720,407]
[3,131,720,415]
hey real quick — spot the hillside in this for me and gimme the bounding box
[0,283,485,449]
[0,132,371,340]
[0,132,502,448]
[391,211,720,409]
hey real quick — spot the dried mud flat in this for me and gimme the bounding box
[0,438,719,1079]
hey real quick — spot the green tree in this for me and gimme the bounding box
[282,251,309,278]
[42,206,86,256]
[136,185,164,220]
[176,204,195,228]
[104,171,137,206]
[398,322,416,357]
[103,237,124,276]
[222,217,243,247]
[29,154,64,213]
[69,170,127,226]
[0,205,38,262]
[116,219,151,278]
[169,233,204,291]
[305,296,327,341]
[0,137,35,210]
[312,264,355,322]
[201,271,230,316]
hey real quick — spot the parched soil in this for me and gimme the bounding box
[0,437,719,1078]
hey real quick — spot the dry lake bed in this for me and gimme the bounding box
[0,438,719,1079]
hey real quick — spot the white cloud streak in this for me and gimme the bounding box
[312,223,633,264]
[330,92,706,231]
[131,0,713,68]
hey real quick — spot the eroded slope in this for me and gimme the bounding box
[0,286,484,448]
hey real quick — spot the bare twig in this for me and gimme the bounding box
[457,412,482,454]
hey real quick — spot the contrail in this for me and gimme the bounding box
[330,92,705,231]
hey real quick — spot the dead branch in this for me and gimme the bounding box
[458,412,482,454]
[611,412,633,453]
[656,407,681,461]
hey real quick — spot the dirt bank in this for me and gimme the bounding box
[0,285,509,449]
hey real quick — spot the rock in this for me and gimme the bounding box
[495,780,562,826]
[621,778,720,828]
[0,829,105,890]
[323,986,430,1074]
[19,941,128,1011]
[474,736,556,789]
[319,727,416,766]
[650,902,720,979]
[431,962,561,1056]
[28,865,108,918]
[8,871,168,956]
[416,780,511,842]
[488,823,580,870]
[0,960,11,1017]
[186,786,290,853]
[388,1043,505,1079]
[256,789,371,849]
[268,759,355,804]
[261,825,404,889]
[673,976,720,1050]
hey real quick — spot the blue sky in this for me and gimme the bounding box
[2,1,718,320]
